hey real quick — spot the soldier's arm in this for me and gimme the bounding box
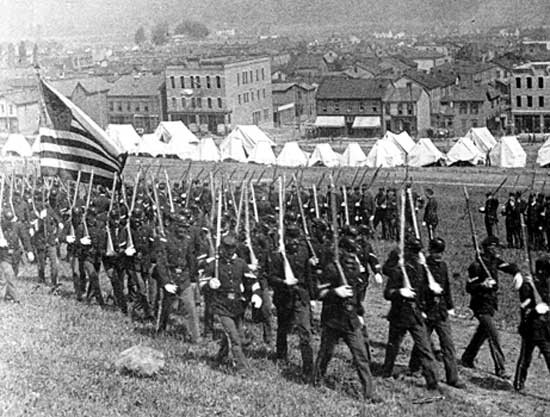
[16,222,33,252]
[442,263,454,311]
[383,267,403,301]
[466,262,490,294]
[495,257,519,276]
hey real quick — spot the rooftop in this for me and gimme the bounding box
[1,88,40,105]
[384,86,424,102]
[108,74,164,97]
[316,77,391,100]
[51,76,112,97]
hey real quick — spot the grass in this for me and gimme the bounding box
[2,158,550,416]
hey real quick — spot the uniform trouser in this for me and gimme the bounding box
[514,336,550,390]
[382,320,439,388]
[409,318,459,384]
[11,252,21,278]
[257,279,273,344]
[0,260,18,301]
[103,257,127,314]
[82,259,104,306]
[485,218,496,237]
[124,264,151,317]
[275,299,314,376]
[427,224,436,241]
[174,285,200,343]
[462,313,505,375]
[314,325,374,399]
[203,292,214,336]
[373,211,387,238]
[217,314,248,369]
[37,246,58,286]
[71,256,86,300]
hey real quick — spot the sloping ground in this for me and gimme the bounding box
[0,271,549,417]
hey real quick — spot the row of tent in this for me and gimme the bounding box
[0,122,548,168]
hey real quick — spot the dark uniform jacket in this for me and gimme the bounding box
[0,219,32,263]
[467,254,518,315]
[423,197,438,227]
[155,229,195,292]
[517,275,550,341]
[424,255,454,322]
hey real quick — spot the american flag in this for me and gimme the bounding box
[37,79,126,185]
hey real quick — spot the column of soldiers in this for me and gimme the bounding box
[0,170,549,401]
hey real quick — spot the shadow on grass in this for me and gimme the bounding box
[468,375,513,391]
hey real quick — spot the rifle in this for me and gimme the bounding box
[243,184,258,266]
[406,186,443,295]
[164,169,175,213]
[365,165,382,191]
[214,187,222,283]
[105,173,117,257]
[9,171,16,220]
[329,174,348,287]
[81,170,95,240]
[491,177,508,196]
[249,181,259,223]
[234,179,246,234]
[295,182,318,260]
[316,171,327,190]
[178,160,193,184]
[312,184,320,218]
[463,187,493,283]
[254,169,266,185]
[519,212,549,313]
[0,175,6,245]
[66,171,82,242]
[398,188,413,292]
[333,167,343,188]
[278,175,298,286]
[341,185,350,225]
[227,167,238,183]
[349,167,361,189]
[355,166,370,189]
[150,174,166,238]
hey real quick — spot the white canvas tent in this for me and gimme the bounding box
[341,142,368,167]
[489,136,526,168]
[276,141,308,167]
[383,131,415,161]
[220,135,248,163]
[225,125,275,155]
[1,134,32,157]
[408,138,446,167]
[308,143,341,167]
[365,138,404,167]
[536,136,550,167]
[446,136,485,166]
[248,140,277,165]
[31,135,41,155]
[466,127,496,154]
[196,137,220,162]
[154,121,199,158]
[134,134,169,157]
[105,124,141,153]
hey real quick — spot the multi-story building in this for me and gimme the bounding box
[314,77,391,137]
[0,89,40,134]
[165,57,273,134]
[107,74,166,134]
[432,60,497,89]
[383,86,431,136]
[272,82,316,127]
[511,62,550,133]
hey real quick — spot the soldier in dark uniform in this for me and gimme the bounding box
[381,236,440,391]
[102,209,127,314]
[513,256,550,392]
[408,238,465,388]
[203,234,262,370]
[0,210,34,302]
[360,184,374,234]
[386,188,399,241]
[269,224,315,380]
[423,188,438,240]
[502,193,522,249]
[373,187,387,239]
[461,236,520,378]
[314,235,379,403]
[482,192,499,237]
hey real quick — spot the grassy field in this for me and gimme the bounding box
[2,158,550,416]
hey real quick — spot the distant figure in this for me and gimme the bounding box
[423,188,438,240]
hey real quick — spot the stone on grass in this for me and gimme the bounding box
[115,345,165,377]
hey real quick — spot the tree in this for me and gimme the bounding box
[134,26,146,45]
[151,22,169,46]
[174,20,210,39]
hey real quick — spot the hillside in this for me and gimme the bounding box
[3,0,550,41]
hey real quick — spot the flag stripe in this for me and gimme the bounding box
[40,134,121,171]
[40,150,118,174]
[40,158,116,184]
[69,123,121,163]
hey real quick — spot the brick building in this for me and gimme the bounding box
[107,74,166,134]
[272,82,316,127]
[383,86,431,136]
[0,89,40,135]
[511,62,550,133]
[166,57,273,134]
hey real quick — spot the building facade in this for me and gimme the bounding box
[383,86,431,136]
[511,62,550,133]
[272,82,316,126]
[166,57,273,135]
[0,89,40,135]
[107,74,166,134]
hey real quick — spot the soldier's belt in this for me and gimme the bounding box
[226,292,236,300]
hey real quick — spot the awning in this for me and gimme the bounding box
[314,116,345,128]
[277,102,295,112]
[352,116,381,129]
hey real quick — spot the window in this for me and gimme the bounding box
[251,91,254,101]
[237,73,240,86]
[216,76,221,88]
[334,102,340,112]
[181,98,186,108]
[135,103,140,112]
[372,105,378,113]
[144,104,149,112]
[527,77,532,89]
[206,76,211,89]
[256,69,259,81]
[117,102,122,112]
[127,102,131,111]
[470,102,479,114]
[243,71,247,84]
[207,98,212,108]
[217,98,222,108]
[263,108,270,120]
[257,90,260,100]
[261,68,265,80]
[262,88,266,99]
[238,94,241,105]
[407,103,413,115]
[191,97,196,108]
[180,76,185,88]
[539,77,544,89]
[197,97,202,108]
[190,76,195,88]
[516,77,521,89]
[109,102,114,111]
[195,76,201,89]
[252,110,261,125]
[249,70,253,83]
[527,96,533,107]
[516,96,522,107]
[472,119,478,128]
[171,97,176,108]
[540,96,545,107]
[459,102,468,114]
[397,103,403,115]
[322,103,327,113]
[170,76,175,89]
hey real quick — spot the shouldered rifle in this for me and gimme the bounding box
[312,184,320,218]
[82,170,95,240]
[249,181,259,222]
[234,178,246,234]
[356,166,370,189]
[215,187,222,281]
[329,174,348,287]
[349,167,361,189]
[9,171,16,220]
[150,174,166,239]
[0,175,6,245]
[293,174,317,260]
[316,172,327,190]
[341,185,350,225]
[243,184,258,266]
[520,212,549,313]
[491,177,508,196]
[406,186,442,295]
[463,186,493,282]
[66,171,82,241]
[164,169,175,213]
[399,188,414,292]
[278,175,298,286]
[105,173,117,257]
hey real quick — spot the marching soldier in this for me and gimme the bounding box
[461,236,520,379]
[381,236,441,391]
[482,192,499,237]
[202,234,262,370]
[269,224,315,380]
[373,187,387,239]
[513,256,550,392]
[423,188,438,240]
